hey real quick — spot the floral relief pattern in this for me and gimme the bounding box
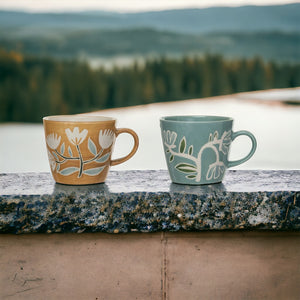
[65,127,88,146]
[47,150,56,171]
[99,129,115,149]
[46,128,114,178]
[163,129,232,182]
[46,133,61,150]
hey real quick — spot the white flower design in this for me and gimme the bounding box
[206,162,225,180]
[164,128,232,183]
[219,130,232,155]
[46,133,61,150]
[65,127,88,145]
[99,129,115,149]
[47,150,56,171]
[163,130,177,149]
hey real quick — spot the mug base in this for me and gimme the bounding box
[171,180,222,186]
[54,180,105,186]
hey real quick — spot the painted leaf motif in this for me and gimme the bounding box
[60,143,65,155]
[169,155,174,162]
[179,137,186,153]
[88,137,97,156]
[188,146,193,155]
[52,151,59,160]
[219,130,232,155]
[213,131,219,140]
[56,164,60,172]
[206,163,225,180]
[175,163,197,173]
[186,174,197,179]
[83,167,105,176]
[95,152,111,163]
[68,146,73,157]
[60,167,79,176]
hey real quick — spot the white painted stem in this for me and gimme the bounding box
[196,141,220,182]
[165,143,198,164]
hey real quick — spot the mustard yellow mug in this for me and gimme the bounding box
[43,115,139,185]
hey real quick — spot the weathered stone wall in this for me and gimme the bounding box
[0,170,299,233]
[1,170,299,299]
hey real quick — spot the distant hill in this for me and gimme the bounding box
[1,29,299,62]
[0,4,300,35]
[0,4,300,62]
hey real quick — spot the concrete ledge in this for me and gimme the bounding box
[0,170,299,233]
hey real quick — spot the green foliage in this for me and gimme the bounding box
[0,49,300,123]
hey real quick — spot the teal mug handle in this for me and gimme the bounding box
[228,130,257,168]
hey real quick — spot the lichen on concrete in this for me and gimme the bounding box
[0,170,299,233]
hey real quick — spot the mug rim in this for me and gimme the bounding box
[43,115,116,122]
[160,115,233,123]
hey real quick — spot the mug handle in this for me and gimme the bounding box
[110,128,139,166]
[228,130,257,168]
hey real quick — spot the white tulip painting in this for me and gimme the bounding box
[46,128,112,178]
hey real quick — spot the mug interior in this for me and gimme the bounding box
[43,115,115,122]
[161,115,232,123]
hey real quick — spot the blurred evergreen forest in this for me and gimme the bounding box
[1,48,300,123]
[1,5,300,123]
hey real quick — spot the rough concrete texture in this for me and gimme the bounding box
[0,232,299,300]
[0,170,299,233]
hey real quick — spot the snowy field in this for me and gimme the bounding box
[0,88,300,173]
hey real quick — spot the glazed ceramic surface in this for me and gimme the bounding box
[43,115,139,185]
[160,115,257,185]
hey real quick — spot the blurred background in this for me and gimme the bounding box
[0,0,299,172]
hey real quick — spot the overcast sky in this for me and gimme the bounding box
[0,0,299,12]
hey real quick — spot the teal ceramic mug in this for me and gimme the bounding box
[160,115,257,185]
